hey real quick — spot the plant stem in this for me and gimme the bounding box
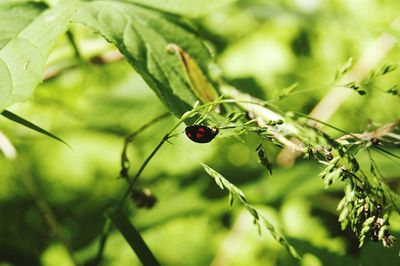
[93,113,180,265]
[92,218,111,266]
[15,159,79,266]
[117,134,169,211]
[66,30,82,60]
[121,112,170,178]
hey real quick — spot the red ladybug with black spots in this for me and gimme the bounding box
[185,125,219,143]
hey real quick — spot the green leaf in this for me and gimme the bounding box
[335,57,353,80]
[166,43,219,103]
[0,1,46,49]
[107,209,160,266]
[1,109,70,148]
[228,191,234,208]
[0,0,78,111]
[124,0,236,18]
[378,64,397,75]
[73,1,216,117]
[201,162,225,189]
[276,82,299,100]
[256,143,273,174]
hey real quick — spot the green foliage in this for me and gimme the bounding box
[0,0,399,265]
[125,0,237,18]
[0,0,78,111]
[73,0,216,117]
[201,162,300,259]
[256,143,273,174]
[107,209,160,266]
[1,109,69,147]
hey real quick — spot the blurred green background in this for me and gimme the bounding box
[1,0,400,265]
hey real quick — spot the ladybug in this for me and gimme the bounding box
[185,125,219,143]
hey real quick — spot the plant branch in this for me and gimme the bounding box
[93,112,175,265]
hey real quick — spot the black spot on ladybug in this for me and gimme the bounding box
[185,125,219,143]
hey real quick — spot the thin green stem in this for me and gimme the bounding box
[117,134,169,211]
[93,113,180,265]
[117,116,185,210]
[66,30,82,60]
[92,218,112,266]
[121,112,171,178]
[15,159,78,266]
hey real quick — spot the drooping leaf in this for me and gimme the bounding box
[73,1,217,117]
[1,110,70,147]
[200,162,299,259]
[107,209,160,266]
[202,162,225,189]
[0,0,79,112]
[124,0,236,18]
[166,43,219,103]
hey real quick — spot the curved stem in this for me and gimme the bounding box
[93,115,184,265]
[117,134,169,211]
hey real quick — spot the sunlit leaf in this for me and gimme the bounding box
[125,0,236,18]
[166,43,219,104]
[73,1,215,117]
[0,0,78,111]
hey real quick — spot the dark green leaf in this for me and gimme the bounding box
[386,86,399,96]
[256,143,273,174]
[228,191,234,208]
[1,110,70,148]
[73,1,217,117]
[378,64,397,75]
[107,209,160,266]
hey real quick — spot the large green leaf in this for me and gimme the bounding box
[0,1,47,49]
[0,0,78,112]
[126,0,236,18]
[73,1,216,117]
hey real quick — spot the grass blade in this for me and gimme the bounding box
[1,109,70,148]
[107,209,160,266]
